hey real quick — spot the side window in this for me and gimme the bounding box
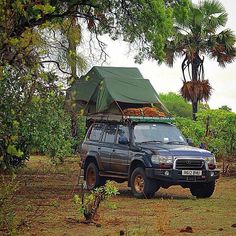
[102,124,117,143]
[117,125,129,144]
[88,123,104,141]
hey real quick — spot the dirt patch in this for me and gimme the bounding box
[1,156,236,236]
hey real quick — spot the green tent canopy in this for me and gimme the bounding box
[66,66,168,115]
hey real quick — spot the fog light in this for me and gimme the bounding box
[164,171,170,176]
[210,172,214,177]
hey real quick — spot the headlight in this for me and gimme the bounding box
[205,155,216,169]
[151,155,173,164]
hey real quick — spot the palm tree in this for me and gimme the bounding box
[164,0,236,120]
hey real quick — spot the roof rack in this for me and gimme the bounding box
[125,116,175,123]
[86,113,175,124]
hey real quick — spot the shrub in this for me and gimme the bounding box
[73,181,119,223]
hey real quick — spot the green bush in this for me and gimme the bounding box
[197,109,236,157]
[0,69,73,169]
[175,109,236,158]
[175,117,205,146]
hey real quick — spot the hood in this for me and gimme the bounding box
[139,143,213,157]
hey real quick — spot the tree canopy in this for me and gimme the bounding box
[0,0,190,169]
[0,0,190,70]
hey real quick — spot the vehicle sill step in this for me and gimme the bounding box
[99,172,128,179]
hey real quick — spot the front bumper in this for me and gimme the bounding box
[145,168,220,183]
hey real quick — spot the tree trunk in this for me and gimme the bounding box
[191,56,200,121]
[68,16,77,79]
[192,101,198,121]
[67,15,78,152]
[205,116,210,136]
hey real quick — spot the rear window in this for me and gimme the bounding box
[88,123,105,141]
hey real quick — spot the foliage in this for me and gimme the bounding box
[160,92,192,118]
[76,116,86,146]
[0,175,19,235]
[197,109,236,157]
[175,109,236,157]
[73,181,119,223]
[175,117,205,146]
[160,92,210,118]
[161,92,236,158]
[24,92,72,163]
[0,0,190,69]
[163,0,236,120]
[42,17,87,80]
[219,105,232,112]
[0,1,190,168]
[0,67,73,169]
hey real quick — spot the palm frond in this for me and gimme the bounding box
[189,7,203,34]
[204,13,227,34]
[208,29,236,66]
[200,0,226,16]
[199,0,227,36]
[216,49,236,67]
[219,29,236,50]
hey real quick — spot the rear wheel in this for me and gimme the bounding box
[85,162,105,190]
[131,167,159,198]
[190,181,215,198]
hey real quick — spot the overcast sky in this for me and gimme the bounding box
[96,0,236,112]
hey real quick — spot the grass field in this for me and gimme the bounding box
[1,156,236,236]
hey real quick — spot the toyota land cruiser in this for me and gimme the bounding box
[81,117,220,198]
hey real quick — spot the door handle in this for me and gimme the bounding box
[112,149,115,152]
[98,147,101,150]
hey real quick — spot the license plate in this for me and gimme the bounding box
[182,170,202,176]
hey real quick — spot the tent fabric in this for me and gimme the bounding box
[66,66,168,115]
[96,77,162,112]
[67,66,144,102]
[90,66,144,80]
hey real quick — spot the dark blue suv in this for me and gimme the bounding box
[81,118,220,198]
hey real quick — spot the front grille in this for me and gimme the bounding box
[175,159,205,170]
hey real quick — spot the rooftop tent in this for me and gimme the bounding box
[66,66,168,115]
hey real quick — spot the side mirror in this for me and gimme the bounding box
[186,138,194,146]
[130,145,142,152]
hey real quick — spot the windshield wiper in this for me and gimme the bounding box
[166,141,186,145]
[139,140,163,144]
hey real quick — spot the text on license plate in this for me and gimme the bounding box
[182,170,202,176]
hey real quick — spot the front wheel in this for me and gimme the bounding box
[190,181,215,198]
[130,167,159,198]
[85,162,105,190]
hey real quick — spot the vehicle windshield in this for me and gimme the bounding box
[133,123,187,144]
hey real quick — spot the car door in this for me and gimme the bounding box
[99,124,117,171]
[86,123,105,170]
[110,125,130,174]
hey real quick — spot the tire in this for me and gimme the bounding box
[130,167,158,199]
[190,181,215,198]
[85,162,106,190]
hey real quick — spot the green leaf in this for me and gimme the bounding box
[7,145,24,158]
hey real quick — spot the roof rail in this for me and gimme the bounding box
[86,113,175,123]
